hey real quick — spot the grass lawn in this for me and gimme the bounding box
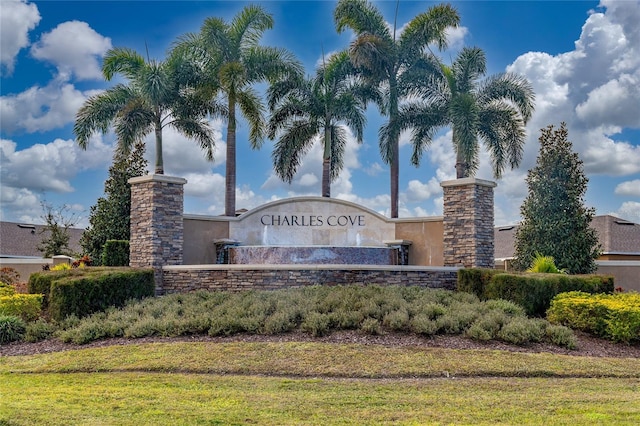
[2,341,639,425]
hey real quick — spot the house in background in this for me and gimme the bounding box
[0,221,83,281]
[495,215,640,292]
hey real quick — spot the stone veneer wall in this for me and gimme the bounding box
[162,265,458,293]
[129,175,186,293]
[441,178,496,268]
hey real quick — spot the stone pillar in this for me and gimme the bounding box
[441,178,496,268]
[128,174,187,294]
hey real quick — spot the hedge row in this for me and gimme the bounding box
[547,291,640,343]
[28,268,154,321]
[458,269,614,316]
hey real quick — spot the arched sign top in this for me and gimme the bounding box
[229,197,395,247]
[238,197,391,223]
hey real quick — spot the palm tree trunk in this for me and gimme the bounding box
[225,97,237,216]
[389,76,399,218]
[322,122,332,198]
[453,129,467,178]
[154,113,164,175]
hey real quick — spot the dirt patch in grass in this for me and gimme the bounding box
[2,330,638,358]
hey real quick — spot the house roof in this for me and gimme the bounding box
[0,221,84,258]
[494,215,640,259]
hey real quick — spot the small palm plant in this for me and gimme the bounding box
[526,253,566,274]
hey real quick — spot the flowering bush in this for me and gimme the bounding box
[0,293,44,321]
[547,291,640,343]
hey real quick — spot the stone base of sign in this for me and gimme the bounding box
[162,264,458,293]
[441,178,496,268]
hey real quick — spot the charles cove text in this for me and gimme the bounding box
[260,214,365,227]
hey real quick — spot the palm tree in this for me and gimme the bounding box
[172,5,302,216]
[267,51,379,197]
[405,47,535,179]
[334,0,459,217]
[74,47,220,175]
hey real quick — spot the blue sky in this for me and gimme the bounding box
[1,0,639,229]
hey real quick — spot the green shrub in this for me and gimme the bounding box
[498,317,545,345]
[360,317,383,335]
[24,319,56,342]
[102,240,130,266]
[410,314,438,336]
[466,311,508,341]
[383,308,410,331]
[301,312,332,337]
[0,293,43,321]
[545,324,577,349]
[0,315,26,344]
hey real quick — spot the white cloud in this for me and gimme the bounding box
[0,136,112,194]
[614,201,640,223]
[444,25,468,50]
[0,0,40,75]
[496,1,640,224]
[0,186,41,223]
[363,162,384,176]
[404,178,440,202]
[0,79,89,133]
[614,180,640,197]
[30,20,112,81]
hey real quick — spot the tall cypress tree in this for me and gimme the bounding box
[80,142,148,264]
[513,123,600,274]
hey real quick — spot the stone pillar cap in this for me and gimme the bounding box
[128,174,187,185]
[440,177,497,188]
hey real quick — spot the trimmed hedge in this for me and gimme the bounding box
[457,269,614,316]
[457,269,501,297]
[28,268,154,321]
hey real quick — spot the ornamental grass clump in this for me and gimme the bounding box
[0,314,26,344]
[527,253,565,274]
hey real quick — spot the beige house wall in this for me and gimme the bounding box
[596,261,640,292]
[395,218,444,266]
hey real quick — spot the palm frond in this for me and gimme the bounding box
[334,0,391,41]
[102,47,146,81]
[478,73,535,123]
[272,121,319,183]
[171,117,217,162]
[74,85,137,148]
[236,88,266,148]
[244,46,303,84]
[113,98,155,155]
[452,47,486,94]
[330,125,348,181]
[399,3,460,58]
[230,4,274,52]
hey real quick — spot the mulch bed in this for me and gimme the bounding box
[2,330,639,358]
